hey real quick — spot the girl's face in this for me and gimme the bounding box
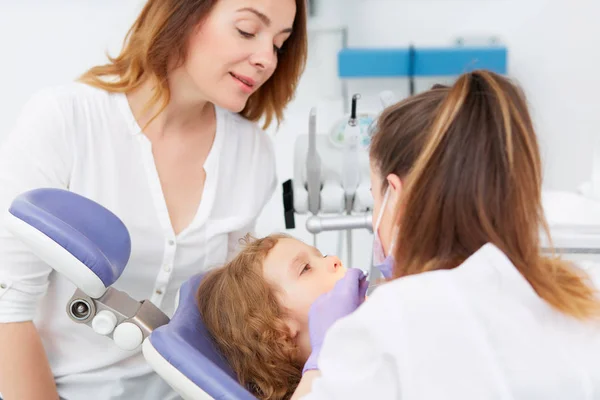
[262,237,345,361]
[182,0,296,112]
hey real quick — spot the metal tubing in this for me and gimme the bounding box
[306,213,373,234]
[543,247,600,255]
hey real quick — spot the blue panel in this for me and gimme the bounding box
[338,46,508,78]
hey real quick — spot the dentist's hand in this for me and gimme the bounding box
[302,268,369,374]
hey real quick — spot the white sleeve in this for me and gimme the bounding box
[301,305,400,399]
[0,89,74,323]
[226,129,277,260]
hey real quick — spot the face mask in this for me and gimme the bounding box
[372,187,397,269]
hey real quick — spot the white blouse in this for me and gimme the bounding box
[0,83,277,400]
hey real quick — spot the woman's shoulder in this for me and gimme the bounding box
[28,82,111,103]
[24,82,120,119]
[14,83,111,134]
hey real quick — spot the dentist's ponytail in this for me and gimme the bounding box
[371,70,600,320]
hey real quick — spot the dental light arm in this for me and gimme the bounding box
[306,214,372,234]
[342,94,361,213]
[340,94,362,263]
[306,108,321,246]
[306,107,321,216]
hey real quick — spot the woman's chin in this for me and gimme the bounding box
[212,93,249,114]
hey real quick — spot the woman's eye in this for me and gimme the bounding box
[237,29,254,38]
[301,264,311,275]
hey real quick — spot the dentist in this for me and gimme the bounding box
[0,0,307,399]
[293,70,600,399]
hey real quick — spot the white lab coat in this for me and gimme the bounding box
[303,244,600,399]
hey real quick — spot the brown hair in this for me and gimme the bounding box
[196,233,302,400]
[78,0,307,129]
[370,70,600,319]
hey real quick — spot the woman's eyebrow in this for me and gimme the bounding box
[237,7,293,33]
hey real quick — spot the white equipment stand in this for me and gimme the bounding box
[283,92,397,265]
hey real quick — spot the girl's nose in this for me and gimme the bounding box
[328,258,341,273]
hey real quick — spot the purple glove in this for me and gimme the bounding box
[302,268,369,374]
[375,255,395,279]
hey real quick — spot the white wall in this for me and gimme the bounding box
[1,0,599,267]
[0,0,143,137]
[343,0,600,194]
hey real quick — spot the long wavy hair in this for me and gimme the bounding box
[78,0,307,129]
[197,233,302,399]
[370,70,600,319]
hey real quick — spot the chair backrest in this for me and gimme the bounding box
[148,274,256,399]
[6,188,131,298]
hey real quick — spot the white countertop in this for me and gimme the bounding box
[542,190,600,252]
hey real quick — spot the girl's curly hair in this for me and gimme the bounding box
[196,233,302,399]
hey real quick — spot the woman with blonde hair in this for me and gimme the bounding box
[291,70,600,398]
[0,0,307,399]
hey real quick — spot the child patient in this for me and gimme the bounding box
[196,233,348,400]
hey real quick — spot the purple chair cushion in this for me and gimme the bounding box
[8,188,131,287]
[149,274,256,399]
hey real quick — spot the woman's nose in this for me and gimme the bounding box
[249,43,277,71]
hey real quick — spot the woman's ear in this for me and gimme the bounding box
[386,173,403,206]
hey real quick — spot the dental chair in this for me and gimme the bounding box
[7,187,600,400]
[5,188,256,400]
